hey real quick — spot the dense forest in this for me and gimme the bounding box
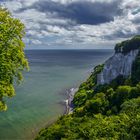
[36,36,140,140]
[0,8,28,111]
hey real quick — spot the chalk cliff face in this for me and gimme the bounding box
[97,49,139,85]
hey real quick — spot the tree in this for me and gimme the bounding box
[84,92,109,114]
[112,86,131,109]
[0,7,29,111]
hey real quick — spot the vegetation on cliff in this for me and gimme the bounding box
[115,35,140,54]
[0,8,29,111]
[36,36,140,140]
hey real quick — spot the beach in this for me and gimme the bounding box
[65,88,79,114]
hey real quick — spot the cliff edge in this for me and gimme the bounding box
[98,36,140,85]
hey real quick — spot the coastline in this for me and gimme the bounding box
[35,69,95,139]
[65,88,79,114]
[64,70,92,114]
[34,88,78,139]
[35,61,113,139]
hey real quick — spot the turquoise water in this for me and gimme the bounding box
[0,50,113,139]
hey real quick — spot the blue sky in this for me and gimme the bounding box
[1,0,140,49]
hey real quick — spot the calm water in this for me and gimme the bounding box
[0,49,113,139]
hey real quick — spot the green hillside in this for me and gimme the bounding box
[36,36,140,140]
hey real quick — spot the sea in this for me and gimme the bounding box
[0,49,114,139]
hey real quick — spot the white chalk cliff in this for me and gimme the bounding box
[97,49,139,85]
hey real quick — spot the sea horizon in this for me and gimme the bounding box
[24,48,114,51]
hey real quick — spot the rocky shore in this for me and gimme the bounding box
[65,88,78,114]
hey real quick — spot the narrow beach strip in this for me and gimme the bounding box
[65,88,79,114]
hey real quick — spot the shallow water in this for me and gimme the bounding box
[0,49,113,139]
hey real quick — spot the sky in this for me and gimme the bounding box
[1,0,140,49]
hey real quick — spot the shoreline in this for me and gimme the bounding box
[35,71,92,139]
[65,88,79,114]
[64,70,93,115]
[35,72,92,139]
[34,88,78,139]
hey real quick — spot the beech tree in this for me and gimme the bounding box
[0,7,29,111]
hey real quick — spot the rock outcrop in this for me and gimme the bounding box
[97,49,139,85]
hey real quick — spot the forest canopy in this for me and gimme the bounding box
[0,7,29,111]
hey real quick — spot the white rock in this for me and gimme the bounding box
[97,49,139,85]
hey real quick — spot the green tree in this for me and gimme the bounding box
[84,92,109,114]
[0,8,29,111]
[112,86,131,109]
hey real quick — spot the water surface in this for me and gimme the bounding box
[0,49,113,139]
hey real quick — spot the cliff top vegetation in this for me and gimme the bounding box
[115,35,140,54]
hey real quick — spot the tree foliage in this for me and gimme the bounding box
[115,35,140,54]
[0,8,29,111]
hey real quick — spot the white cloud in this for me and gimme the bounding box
[31,39,42,45]
[1,0,140,49]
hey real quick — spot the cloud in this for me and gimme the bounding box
[19,0,123,25]
[1,0,140,49]
[132,13,140,24]
[31,39,42,45]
